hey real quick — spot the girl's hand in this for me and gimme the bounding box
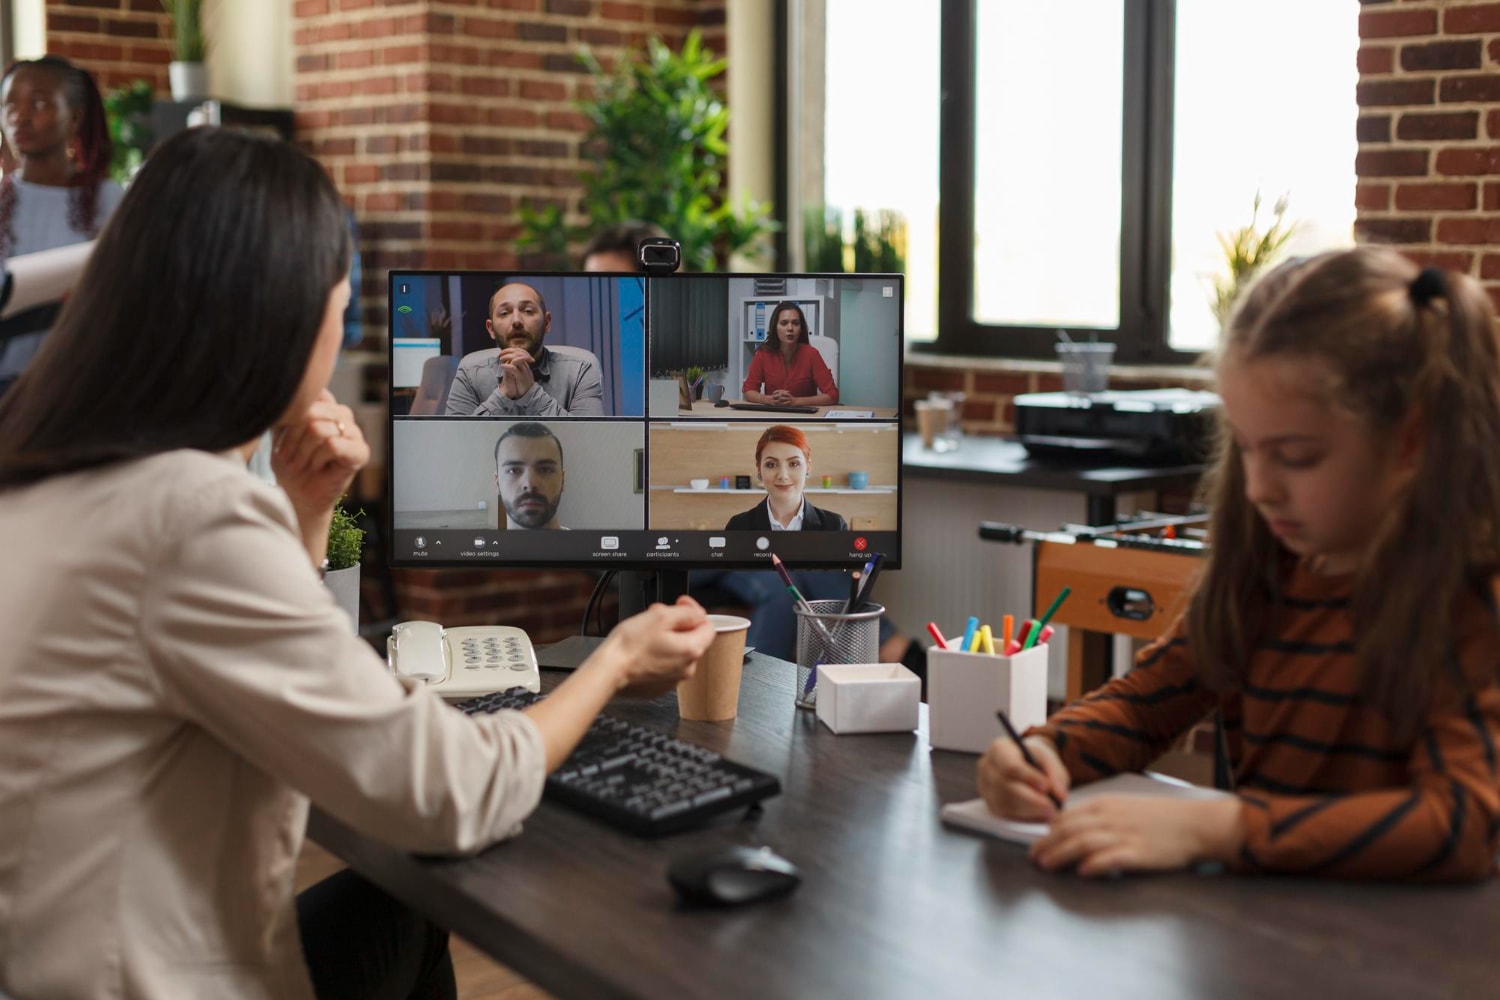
[595,595,716,698]
[976,735,1070,821]
[271,390,369,517]
[1028,796,1244,877]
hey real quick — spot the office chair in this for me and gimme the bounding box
[408,354,459,415]
[808,334,839,384]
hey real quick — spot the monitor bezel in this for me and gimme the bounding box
[384,269,905,572]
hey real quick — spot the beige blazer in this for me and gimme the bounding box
[0,450,546,1000]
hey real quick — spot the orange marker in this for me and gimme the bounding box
[1002,614,1014,649]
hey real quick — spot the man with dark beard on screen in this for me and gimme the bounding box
[494,422,568,530]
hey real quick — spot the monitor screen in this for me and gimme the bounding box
[387,272,903,570]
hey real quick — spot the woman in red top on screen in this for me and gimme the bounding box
[725,425,848,531]
[741,301,838,407]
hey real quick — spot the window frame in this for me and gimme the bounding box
[924,0,1183,364]
[778,0,1191,362]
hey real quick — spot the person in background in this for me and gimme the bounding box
[724,424,847,531]
[978,246,1500,881]
[581,220,669,273]
[445,280,605,417]
[0,55,122,394]
[741,301,838,408]
[0,127,715,1000]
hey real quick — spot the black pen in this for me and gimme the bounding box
[842,569,863,616]
[995,710,1063,810]
[854,552,885,607]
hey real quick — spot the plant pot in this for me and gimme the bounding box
[169,61,209,102]
[323,564,360,634]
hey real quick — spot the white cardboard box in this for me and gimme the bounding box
[814,663,920,734]
[927,644,1048,754]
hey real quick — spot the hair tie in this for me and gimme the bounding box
[1409,266,1446,305]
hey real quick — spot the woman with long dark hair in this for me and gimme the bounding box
[741,300,838,407]
[0,128,714,1000]
[0,55,122,392]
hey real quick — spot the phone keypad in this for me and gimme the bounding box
[459,635,533,672]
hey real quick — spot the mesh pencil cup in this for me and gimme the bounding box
[792,599,884,710]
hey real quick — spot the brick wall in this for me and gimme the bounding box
[45,0,172,93]
[1356,0,1500,310]
[292,0,726,344]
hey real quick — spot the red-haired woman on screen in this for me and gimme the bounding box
[725,424,848,531]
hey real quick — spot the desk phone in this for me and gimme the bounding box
[387,621,541,699]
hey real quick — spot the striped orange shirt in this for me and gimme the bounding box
[1031,563,1500,881]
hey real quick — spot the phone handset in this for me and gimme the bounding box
[387,621,541,699]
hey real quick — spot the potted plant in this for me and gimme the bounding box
[324,501,364,633]
[102,80,154,185]
[159,0,208,102]
[516,30,777,270]
[1211,191,1296,332]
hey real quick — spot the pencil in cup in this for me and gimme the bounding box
[792,598,884,710]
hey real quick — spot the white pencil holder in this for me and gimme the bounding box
[927,643,1049,754]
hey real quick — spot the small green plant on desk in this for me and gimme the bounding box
[327,501,365,572]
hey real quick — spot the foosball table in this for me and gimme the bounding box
[979,513,1208,701]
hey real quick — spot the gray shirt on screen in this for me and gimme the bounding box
[444,344,605,416]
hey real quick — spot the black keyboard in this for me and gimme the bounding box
[728,401,820,414]
[458,688,782,836]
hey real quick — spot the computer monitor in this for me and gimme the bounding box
[386,271,904,577]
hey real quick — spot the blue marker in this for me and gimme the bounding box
[960,616,980,653]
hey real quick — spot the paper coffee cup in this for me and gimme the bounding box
[915,399,951,450]
[677,615,751,721]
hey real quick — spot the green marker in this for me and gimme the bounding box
[1023,586,1072,650]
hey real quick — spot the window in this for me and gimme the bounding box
[790,0,940,341]
[1168,1,1356,352]
[787,0,1358,362]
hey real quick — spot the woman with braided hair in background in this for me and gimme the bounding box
[0,55,123,395]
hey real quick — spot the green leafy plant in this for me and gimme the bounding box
[1211,192,1297,331]
[159,0,207,63]
[102,80,153,185]
[327,501,365,573]
[517,30,777,271]
[802,205,906,274]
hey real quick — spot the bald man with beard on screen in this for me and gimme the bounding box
[447,281,604,417]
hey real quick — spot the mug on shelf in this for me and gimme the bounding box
[847,471,869,490]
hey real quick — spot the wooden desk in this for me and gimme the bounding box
[311,656,1498,1000]
[677,400,900,419]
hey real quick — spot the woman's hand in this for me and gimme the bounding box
[272,390,369,516]
[526,597,717,772]
[1029,796,1245,877]
[976,735,1070,822]
[593,595,716,697]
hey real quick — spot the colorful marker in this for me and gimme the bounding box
[926,622,949,650]
[960,616,980,653]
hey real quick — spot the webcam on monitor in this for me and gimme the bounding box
[638,238,681,276]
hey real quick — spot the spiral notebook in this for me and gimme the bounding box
[940,772,1232,846]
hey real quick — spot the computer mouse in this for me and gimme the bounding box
[713,399,729,407]
[666,845,801,907]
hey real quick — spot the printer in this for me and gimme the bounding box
[1013,388,1220,465]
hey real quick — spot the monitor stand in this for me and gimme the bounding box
[534,570,689,671]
